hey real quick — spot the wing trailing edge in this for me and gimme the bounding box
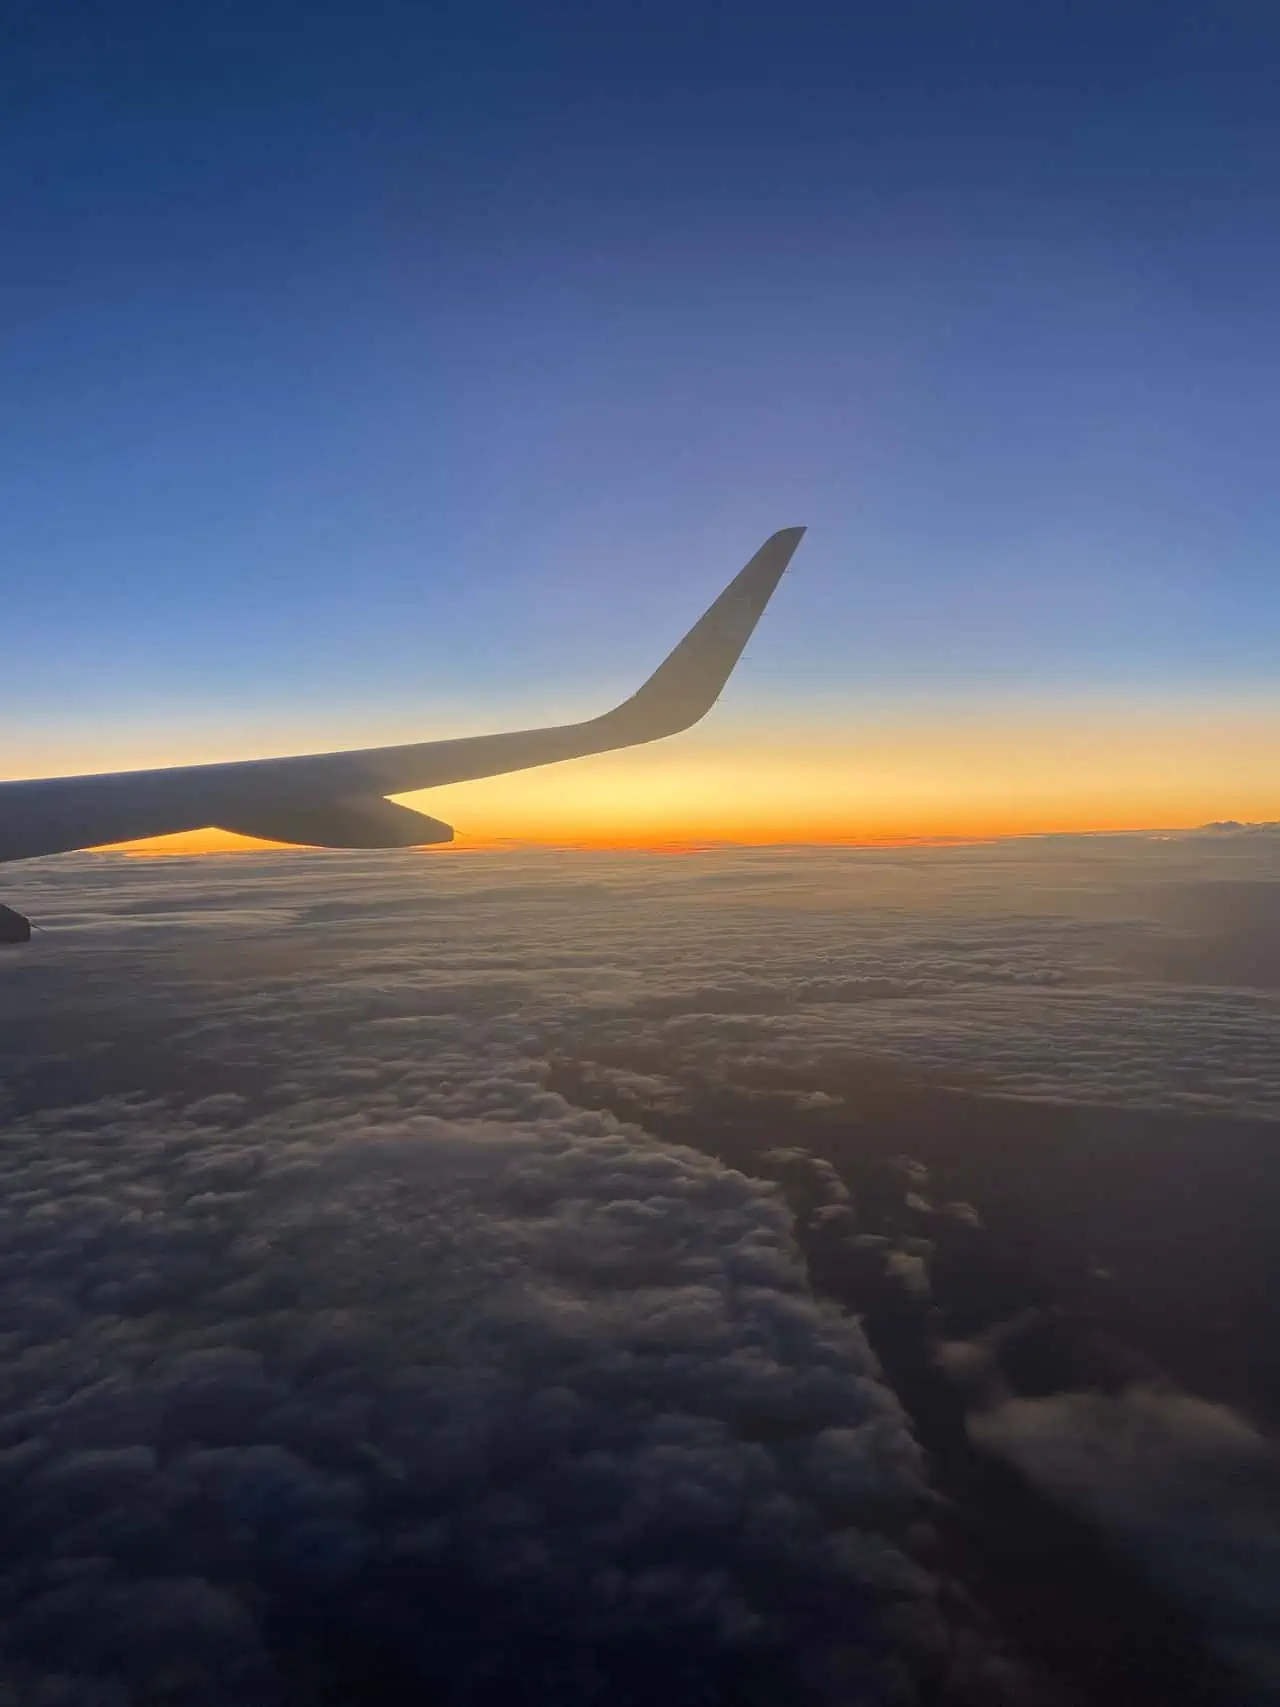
[213,796,453,848]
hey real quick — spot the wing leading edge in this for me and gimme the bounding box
[0,527,804,864]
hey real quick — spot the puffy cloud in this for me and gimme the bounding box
[570,1062,692,1112]
[970,1386,1280,1699]
[760,1147,851,1207]
[941,1201,982,1229]
[884,1251,931,1301]
[0,1004,943,1702]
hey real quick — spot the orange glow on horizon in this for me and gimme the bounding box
[92,811,1243,859]
[72,704,1280,857]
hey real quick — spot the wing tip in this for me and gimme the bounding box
[596,523,806,743]
[734,524,806,607]
[750,525,807,584]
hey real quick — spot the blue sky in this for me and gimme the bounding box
[4,0,1279,802]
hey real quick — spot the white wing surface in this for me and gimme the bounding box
[0,528,804,864]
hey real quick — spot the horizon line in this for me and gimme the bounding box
[75,818,1265,861]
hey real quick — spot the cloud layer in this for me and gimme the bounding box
[4,830,1280,1700]
[0,852,962,1704]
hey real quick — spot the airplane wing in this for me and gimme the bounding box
[0,527,804,865]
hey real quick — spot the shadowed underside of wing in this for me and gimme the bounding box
[214,796,453,848]
[0,527,803,863]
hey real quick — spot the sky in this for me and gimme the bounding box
[4,0,1279,845]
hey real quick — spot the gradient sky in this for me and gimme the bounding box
[5,0,1279,844]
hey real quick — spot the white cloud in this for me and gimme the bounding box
[971,1386,1280,1698]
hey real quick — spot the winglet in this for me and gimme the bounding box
[598,526,804,743]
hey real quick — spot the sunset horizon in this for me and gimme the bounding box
[90,812,1276,859]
